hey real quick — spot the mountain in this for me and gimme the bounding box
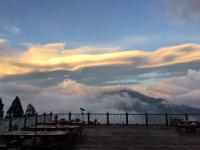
[102,89,200,114]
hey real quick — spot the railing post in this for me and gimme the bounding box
[8,113,12,131]
[24,115,27,129]
[35,113,38,134]
[125,113,129,125]
[106,112,109,125]
[185,113,188,122]
[165,114,168,126]
[43,113,46,125]
[81,112,84,122]
[35,114,38,126]
[87,112,90,125]
[55,114,58,128]
[50,112,53,121]
[145,113,148,126]
[68,112,71,121]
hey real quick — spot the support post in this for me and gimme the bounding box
[125,113,128,125]
[185,114,189,122]
[43,113,46,125]
[8,113,12,131]
[50,112,53,121]
[165,114,168,126]
[35,113,38,134]
[145,113,148,126]
[87,112,90,125]
[106,112,109,125]
[81,112,84,122]
[24,115,27,129]
[55,114,58,128]
[68,112,71,121]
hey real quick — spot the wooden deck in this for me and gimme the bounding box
[1,125,200,149]
[73,125,200,150]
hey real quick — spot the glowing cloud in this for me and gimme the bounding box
[0,39,200,78]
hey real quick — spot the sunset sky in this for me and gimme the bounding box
[0,0,200,112]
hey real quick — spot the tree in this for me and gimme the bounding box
[7,96,24,118]
[0,98,4,118]
[25,104,36,116]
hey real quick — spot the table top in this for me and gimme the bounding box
[177,123,198,127]
[1,130,69,136]
[69,122,84,125]
[31,125,81,129]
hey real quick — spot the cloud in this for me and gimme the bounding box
[0,38,8,54]
[0,38,19,56]
[166,0,200,22]
[0,79,133,113]
[0,38,10,55]
[3,25,21,34]
[0,39,200,79]
[1,78,200,114]
[134,69,200,108]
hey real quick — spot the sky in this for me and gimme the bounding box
[0,0,200,113]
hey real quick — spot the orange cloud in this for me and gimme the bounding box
[0,39,200,78]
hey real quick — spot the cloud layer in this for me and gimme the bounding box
[134,69,200,108]
[1,74,200,114]
[0,38,200,80]
[0,79,133,113]
[0,38,200,113]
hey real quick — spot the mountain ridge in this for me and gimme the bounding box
[102,88,200,114]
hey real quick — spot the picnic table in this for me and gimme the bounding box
[48,119,85,126]
[176,122,199,132]
[28,125,82,136]
[0,130,70,149]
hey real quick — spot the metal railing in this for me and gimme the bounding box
[1,113,200,133]
[0,113,52,133]
[54,113,200,125]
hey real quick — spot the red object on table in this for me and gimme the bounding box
[48,119,66,125]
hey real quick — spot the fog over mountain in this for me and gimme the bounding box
[1,79,200,114]
[102,89,200,114]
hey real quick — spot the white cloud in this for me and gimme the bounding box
[0,38,17,56]
[0,80,131,113]
[134,69,200,108]
[1,76,200,114]
[3,25,21,34]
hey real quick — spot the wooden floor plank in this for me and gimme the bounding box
[73,125,200,150]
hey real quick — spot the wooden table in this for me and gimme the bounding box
[1,130,70,149]
[30,125,80,130]
[28,125,82,135]
[36,125,83,142]
[176,123,198,132]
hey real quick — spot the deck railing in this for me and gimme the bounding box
[56,113,200,125]
[1,113,200,133]
[0,113,52,133]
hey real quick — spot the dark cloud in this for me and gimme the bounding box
[1,60,200,88]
